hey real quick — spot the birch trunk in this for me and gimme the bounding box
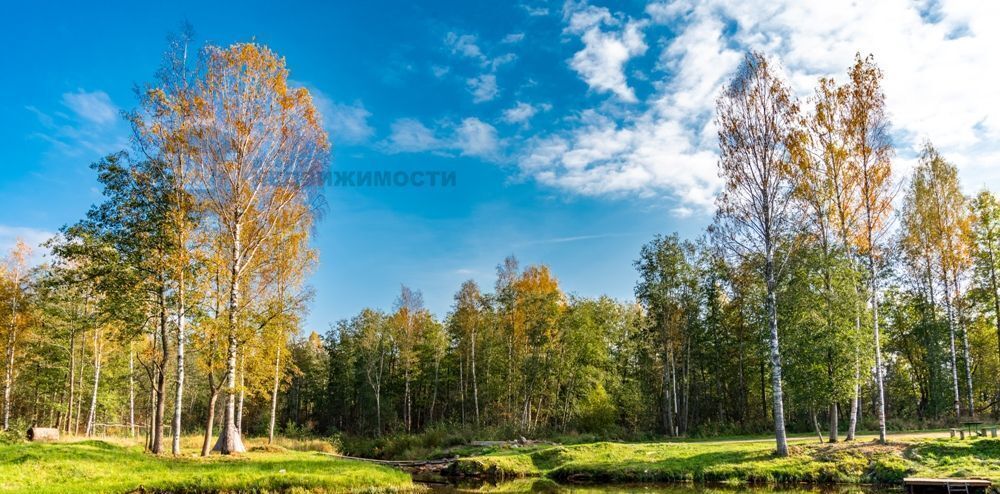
[943,273,963,417]
[85,326,102,436]
[74,341,85,435]
[214,218,246,454]
[869,254,887,443]
[471,325,480,427]
[2,264,20,431]
[766,251,789,457]
[172,270,186,455]
[236,354,245,434]
[129,345,136,438]
[65,331,76,434]
[953,271,975,417]
[268,349,281,444]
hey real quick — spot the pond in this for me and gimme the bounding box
[422,478,902,494]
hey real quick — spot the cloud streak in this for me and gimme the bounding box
[384,117,500,159]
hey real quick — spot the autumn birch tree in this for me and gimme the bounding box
[188,43,328,454]
[714,51,799,457]
[907,144,971,417]
[130,25,202,455]
[1,240,30,431]
[845,54,894,443]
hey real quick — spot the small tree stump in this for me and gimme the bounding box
[26,427,60,441]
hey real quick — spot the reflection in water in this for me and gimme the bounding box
[424,478,901,494]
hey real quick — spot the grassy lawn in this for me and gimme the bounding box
[6,432,1000,492]
[0,438,419,494]
[450,437,1000,485]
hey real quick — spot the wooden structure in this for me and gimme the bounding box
[949,425,998,439]
[26,427,60,441]
[904,478,991,494]
[962,421,984,437]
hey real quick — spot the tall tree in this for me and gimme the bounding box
[54,154,175,451]
[714,51,800,457]
[905,144,971,418]
[790,76,867,442]
[634,234,697,436]
[1,240,30,431]
[450,280,484,427]
[845,54,894,442]
[187,43,329,454]
[131,25,201,456]
[971,191,1000,376]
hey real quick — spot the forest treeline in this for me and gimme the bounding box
[1,33,999,459]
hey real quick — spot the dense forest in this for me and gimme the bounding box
[2,33,999,459]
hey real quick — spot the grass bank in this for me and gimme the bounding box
[0,439,419,494]
[449,438,1000,485]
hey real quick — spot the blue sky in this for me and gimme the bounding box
[3,0,999,331]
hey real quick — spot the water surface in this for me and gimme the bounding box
[424,478,901,494]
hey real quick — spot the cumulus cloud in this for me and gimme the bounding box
[385,119,442,153]
[515,0,1000,214]
[308,87,374,145]
[444,32,486,62]
[454,118,500,158]
[445,31,520,104]
[517,110,718,208]
[467,74,499,103]
[326,102,375,145]
[563,3,648,102]
[384,117,500,159]
[503,102,539,124]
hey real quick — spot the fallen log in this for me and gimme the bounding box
[318,452,456,471]
[27,427,60,441]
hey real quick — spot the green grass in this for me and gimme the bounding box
[908,439,1000,481]
[451,438,1000,485]
[8,433,1000,492]
[0,439,419,494]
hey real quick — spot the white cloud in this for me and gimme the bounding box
[563,3,648,102]
[522,4,549,16]
[517,0,1000,213]
[503,33,526,43]
[308,88,374,145]
[27,89,127,158]
[445,32,519,104]
[454,118,500,158]
[518,110,718,207]
[295,84,374,146]
[467,74,499,103]
[383,117,500,159]
[62,90,117,125]
[503,102,539,124]
[490,53,518,71]
[445,32,486,62]
[0,226,56,266]
[431,65,451,78]
[385,119,442,153]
